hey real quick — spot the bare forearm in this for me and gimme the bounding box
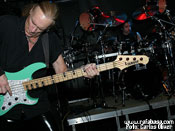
[52,54,67,74]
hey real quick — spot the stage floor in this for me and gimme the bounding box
[66,92,175,131]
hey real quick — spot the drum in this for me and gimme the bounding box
[122,61,163,100]
[103,37,118,54]
[79,6,102,31]
[62,51,92,101]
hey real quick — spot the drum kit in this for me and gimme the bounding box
[63,0,175,106]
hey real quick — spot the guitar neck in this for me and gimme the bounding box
[23,55,149,90]
[23,62,114,90]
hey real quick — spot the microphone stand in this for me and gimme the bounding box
[70,19,79,46]
[95,24,110,107]
[164,9,175,24]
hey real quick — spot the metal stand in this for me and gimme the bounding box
[150,15,175,95]
[117,70,127,106]
[93,24,111,107]
[94,53,106,107]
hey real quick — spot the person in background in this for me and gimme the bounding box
[116,20,142,54]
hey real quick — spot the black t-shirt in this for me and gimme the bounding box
[117,31,138,53]
[0,15,63,120]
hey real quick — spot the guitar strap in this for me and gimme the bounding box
[41,33,50,68]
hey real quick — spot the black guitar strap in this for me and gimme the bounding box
[41,33,49,68]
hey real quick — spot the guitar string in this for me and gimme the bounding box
[8,62,124,92]
[52,62,123,82]
[7,61,136,93]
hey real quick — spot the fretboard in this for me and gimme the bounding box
[23,62,114,90]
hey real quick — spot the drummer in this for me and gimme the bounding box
[116,20,142,54]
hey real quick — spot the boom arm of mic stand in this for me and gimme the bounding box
[155,17,175,26]
[142,6,175,27]
[165,9,174,24]
[70,19,79,45]
[150,16,166,30]
[96,24,110,44]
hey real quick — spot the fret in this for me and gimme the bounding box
[35,79,43,87]
[22,55,149,89]
[52,74,60,83]
[69,70,77,79]
[65,71,74,80]
[97,62,114,72]
[56,74,64,82]
[31,83,37,89]
[27,84,32,90]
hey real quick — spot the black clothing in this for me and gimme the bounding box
[0,15,63,120]
[0,111,60,131]
[0,66,4,76]
[118,32,137,44]
[117,31,138,54]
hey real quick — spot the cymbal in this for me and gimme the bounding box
[98,13,127,27]
[114,13,127,23]
[103,11,118,16]
[132,5,158,20]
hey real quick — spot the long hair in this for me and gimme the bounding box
[22,1,59,26]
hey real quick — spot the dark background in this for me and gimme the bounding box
[0,0,175,103]
[1,1,175,130]
[1,0,175,98]
[0,0,174,44]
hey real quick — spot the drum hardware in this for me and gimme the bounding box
[170,30,175,40]
[98,12,127,27]
[149,15,175,93]
[79,6,127,31]
[95,45,154,60]
[117,70,128,106]
[150,16,175,30]
[162,76,175,98]
[132,5,158,20]
[134,64,147,71]
[63,49,76,69]
[79,6,102,31]
[70,19,79,46]
[74,5,175,105]
[142,7,175,61]
[162,81,171,96]
[96,52,118,59]
[96,24,110,61]
[89,22,117,27]
[117,67,152,106]
[92,23,122,107]
[94,25,110,107]
[164,9,174,24]
[94,45,156,105]
[93,53,108,108]
[94,51,118,102]
[163,31,175,68]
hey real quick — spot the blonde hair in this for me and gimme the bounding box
[22,1,59,25]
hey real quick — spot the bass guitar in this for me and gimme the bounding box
[0,55,149,116]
